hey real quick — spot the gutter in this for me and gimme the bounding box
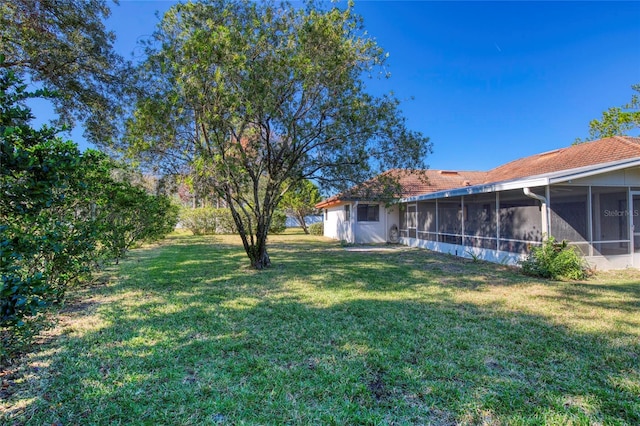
[403,177,550,203]
[402,157,640,204]
[523,187,549,239]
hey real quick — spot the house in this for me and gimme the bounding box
[316,136,640,270]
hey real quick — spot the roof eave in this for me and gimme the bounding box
[315,199,342,209]
[401,157,640,203]
[547,157,640,184]
[402,176,550,203]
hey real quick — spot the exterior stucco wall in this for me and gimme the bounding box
[322,202,400,244]
[584,254,634,270]
[323,203,352,242]
[400,237,526,266]
[354,203,400,244]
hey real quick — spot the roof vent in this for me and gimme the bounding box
[538,149,562,158]
[438,170,459,175]
[463,180,471,186]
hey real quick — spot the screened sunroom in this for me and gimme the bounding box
[399,187,547,265]
[399,175,640,270]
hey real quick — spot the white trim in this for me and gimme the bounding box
[632,191,640,267]
[352,201,357,244]
[549,158,640,184]
[401,157,640,203]
[587,186,593,257]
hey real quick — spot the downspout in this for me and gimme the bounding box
[353,201,358,244]
[384,202,388,243]
[523,187,549,239]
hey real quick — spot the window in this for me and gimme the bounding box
[357,204,380,222]
[325,209,328,220]
[345,204,350,221]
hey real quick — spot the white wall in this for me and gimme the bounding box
[323,202,400,244]
[323,203,353,243]
[354,203,400,243]
[400,237,526,266]
[585,255,634,270]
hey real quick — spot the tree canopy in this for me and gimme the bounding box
[280,179,322,234]
[582,84,640,141]
[0,0,132,145]
[126,0,432,268]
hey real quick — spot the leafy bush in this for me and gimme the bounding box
[309,222,324,236]
[180,207,216,235]
[215,208,238,234]
[98,182,179,263]
[180,207,288,235]
[180,207,238,235]
[1,67,178,360]
[520,237,589,280]
[269,210,287,234]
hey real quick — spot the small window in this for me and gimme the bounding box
[345,204,351,221]
[357,204,380,222]
[325,209,328,220]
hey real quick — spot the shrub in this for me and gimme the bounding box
[520,237,589,280]
[98,183,179,263]
[309,222,324,235]
[214,208,237,234]
[180,207,239,235]
[1,68,178,360]
[180,207,216,235]
[179,207,288,236]
[269,210,287,234]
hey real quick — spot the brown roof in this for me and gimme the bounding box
[379,169,489,197]
[485,136,640,183]
[316,136,640,208]
[315,169,487,208]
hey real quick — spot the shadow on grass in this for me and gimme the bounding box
[3,235,639,425]
[551,282,640,313]
[272,241,536,293]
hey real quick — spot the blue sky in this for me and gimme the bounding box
[35,1,640,172]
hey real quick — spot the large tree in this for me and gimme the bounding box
[0,0,132,145]
[126,0,432,269]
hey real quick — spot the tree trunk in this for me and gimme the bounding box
[249,245,271,269]
[224,183,276,269]
[248,227,271,269]
[296,213,309,234]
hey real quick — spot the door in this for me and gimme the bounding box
[633,194,640,266]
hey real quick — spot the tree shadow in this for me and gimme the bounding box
[3,236,639,425]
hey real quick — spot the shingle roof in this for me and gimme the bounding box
[315,136,640,208]
[315,169,487,208]
[484,136,640,183]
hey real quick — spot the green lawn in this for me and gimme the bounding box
[2,230,639,425]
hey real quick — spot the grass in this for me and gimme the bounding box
[2,229,639,425]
